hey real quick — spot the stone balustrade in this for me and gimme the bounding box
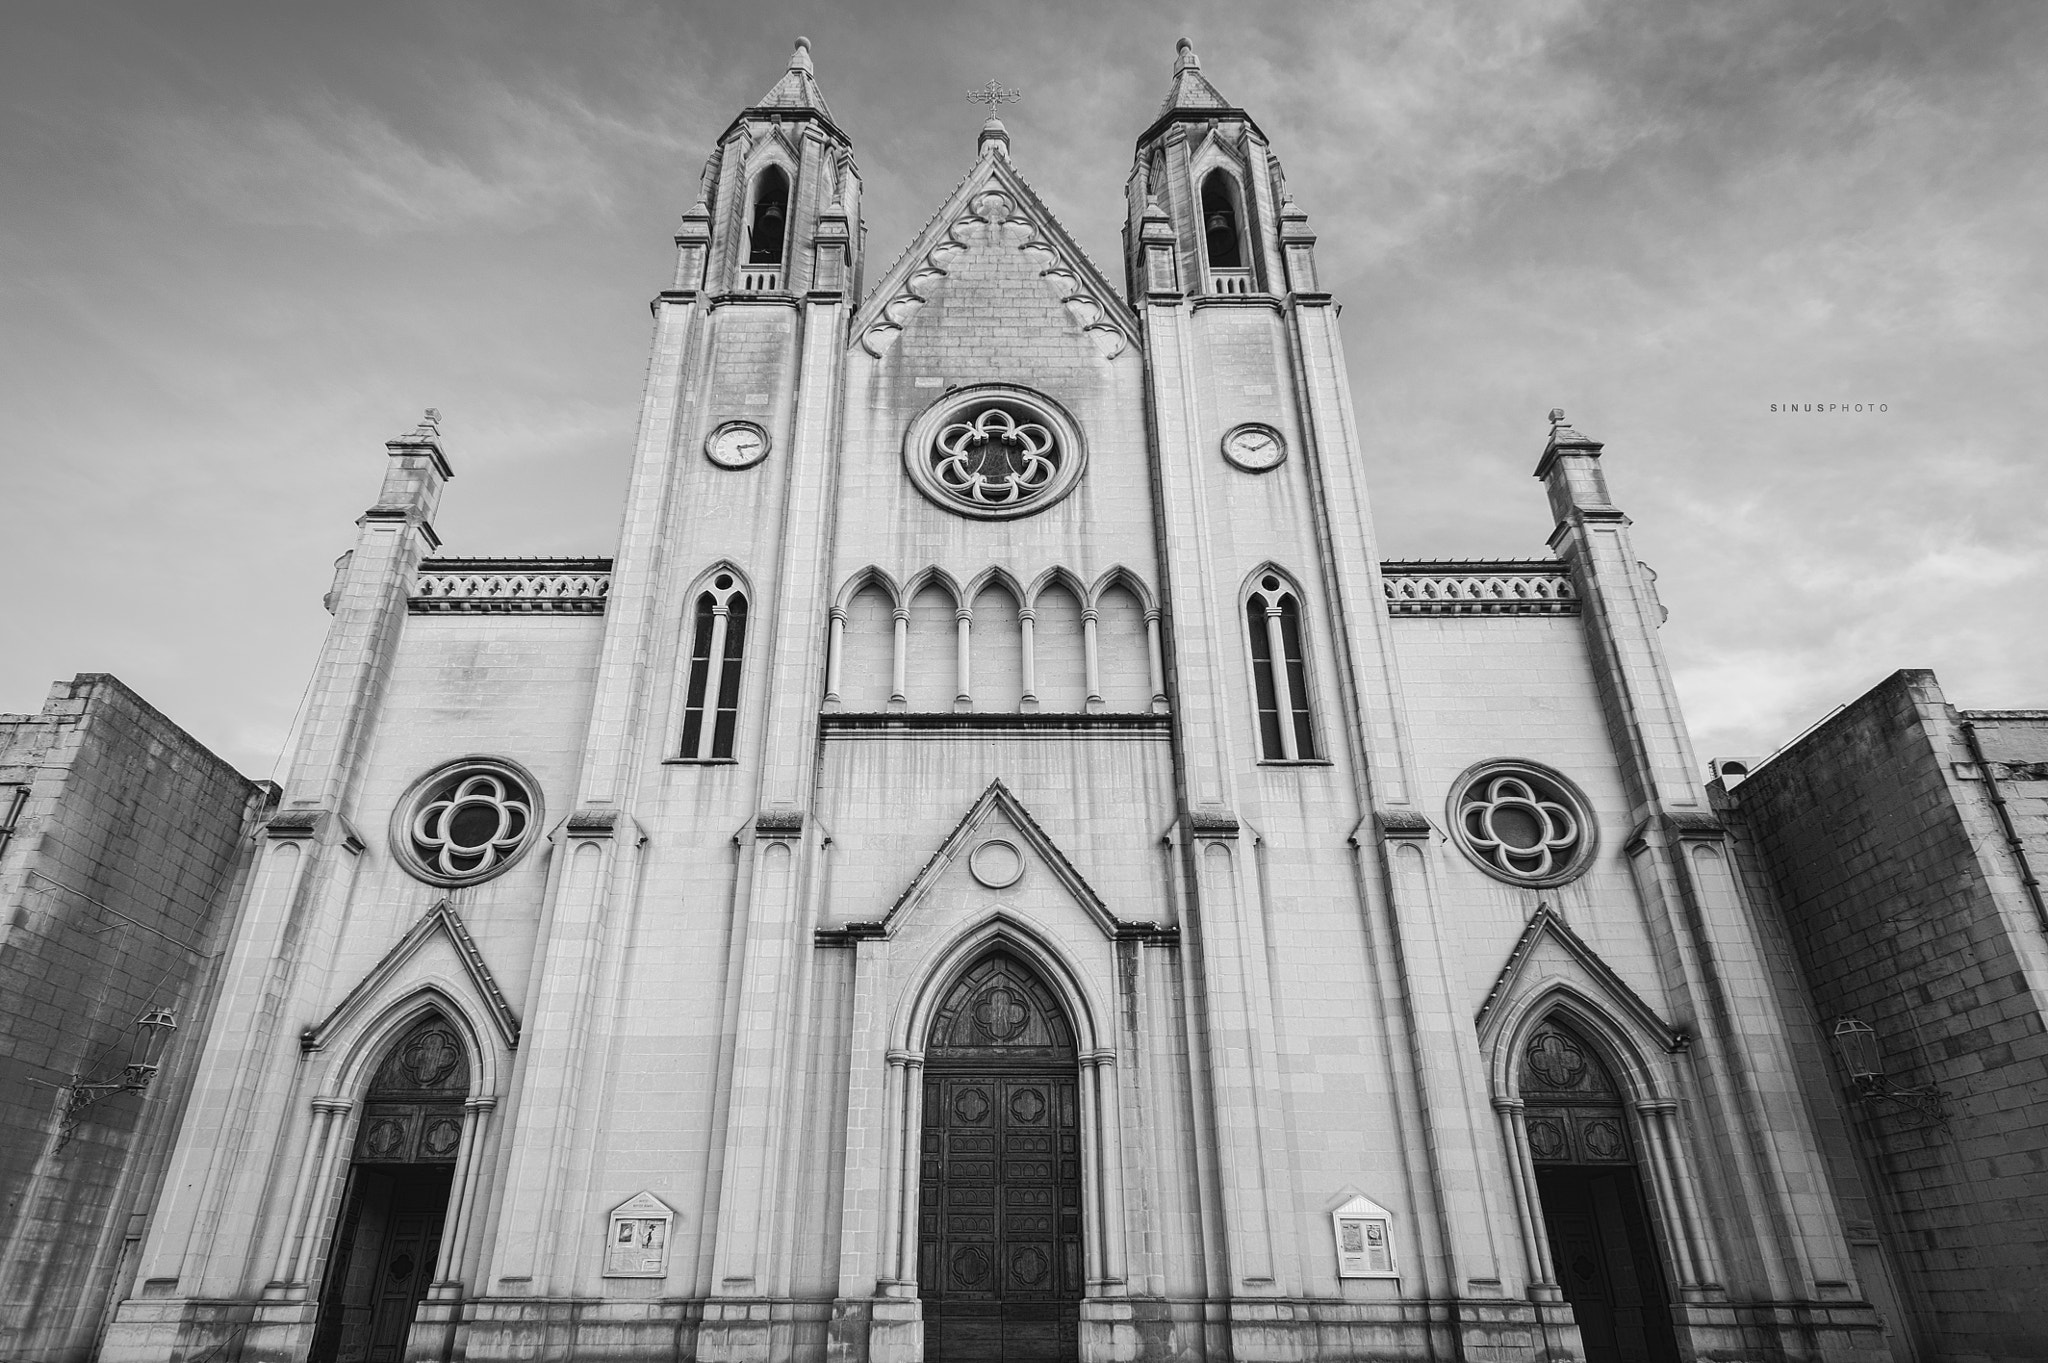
[410,559,613,614]
[1381,561,1579,616]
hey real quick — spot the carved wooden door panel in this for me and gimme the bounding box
[366,1206,442,1363]
[921,1072,1082,1362]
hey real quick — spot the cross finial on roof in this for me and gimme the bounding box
[966,80,1022,110]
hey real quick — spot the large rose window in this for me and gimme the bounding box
[903,385,1086,519]
[1447,762,1596,887]
[392,759,543,887]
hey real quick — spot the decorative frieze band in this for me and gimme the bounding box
[1381,561,1579,617]
[410,559,613,614]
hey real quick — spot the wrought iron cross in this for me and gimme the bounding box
[966,79,1022,110]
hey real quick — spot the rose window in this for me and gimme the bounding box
[393,760,542,887]
[1447,763,1595,886]
[932,407,1059,506]
[903,385,1087,519]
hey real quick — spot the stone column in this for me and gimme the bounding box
[1144,610,1167,712]
[1081,608,1102,710]
[893,1054,925,1289]
[290,1098,356,1292]
[877,1052,910,1291]
[1084,1050,1129,1292]
[1019,608,1038,710]
[1493,1098,1559,1299]
[1077,1055,1104,1290]
[955,607,973,711]
[891,608,909,706]
[267,1097,345,1294]
[824,606,845,708]
[430,1095,497,1295]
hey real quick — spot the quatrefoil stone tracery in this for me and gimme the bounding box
[394,760,543,887]
[1447,764,1594,887]
[412,773,531,879]
[1459,774,1580,879]
[932,407,1059,507]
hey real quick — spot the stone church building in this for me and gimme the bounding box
[85,37,1913,1363]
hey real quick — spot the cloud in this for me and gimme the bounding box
[129,78,628,235]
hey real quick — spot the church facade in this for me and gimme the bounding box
[99,39,1896,1363]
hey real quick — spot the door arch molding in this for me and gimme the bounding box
[874,921,1129,1323]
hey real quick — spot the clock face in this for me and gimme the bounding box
[1221,422,1285,472]
[705,420,770,469]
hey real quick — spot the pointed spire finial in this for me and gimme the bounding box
[790,36,813,73]
[1176,37,1200,70]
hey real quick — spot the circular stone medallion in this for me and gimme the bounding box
[1221,421,1286,472]
[705,419,771,470]
[968,838,1024,889]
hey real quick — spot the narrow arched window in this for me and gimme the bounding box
[1201,171,1243,270]
[747,167,789,267]
[1247,573,1315,760]
[680,573,748,760]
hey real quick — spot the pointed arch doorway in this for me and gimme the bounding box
[1522,1018,1680,1363]
[919,950,1084,1362]
[310,1014,468,1363]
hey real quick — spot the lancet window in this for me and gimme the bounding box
[1247,572,1317,760]
[680,573,748,761]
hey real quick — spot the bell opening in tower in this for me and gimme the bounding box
[748,166,790,266]
[1199,170,1243,270]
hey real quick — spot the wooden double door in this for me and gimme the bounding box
[919,1069,1084,1363]
[310,1164,452,1363]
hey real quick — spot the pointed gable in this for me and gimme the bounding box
[847,780,1169,942]
[302,899,521,1053]
[1475,903,1682,1051]
[854,148,1139,362]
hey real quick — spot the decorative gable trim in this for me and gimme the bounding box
[1475,903,1681,1052]
[854,156,1140,360]
[303,899,521,1053]
[857,779,1166,943]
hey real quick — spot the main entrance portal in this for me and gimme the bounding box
[919,951,1084,1363]
[1522,1019,1680,1363]
[311,1014,468,1363]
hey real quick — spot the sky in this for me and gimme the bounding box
[3,0,2042,780]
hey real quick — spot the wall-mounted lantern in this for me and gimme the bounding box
[1831,1016,1947,1126]
[60,1006,178,1143]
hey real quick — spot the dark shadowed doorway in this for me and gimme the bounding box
[920,950,1084,1363]
[1522,1018,1680,1363]
[311,1014,468,1363]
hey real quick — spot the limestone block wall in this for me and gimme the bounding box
[1387,614,1655,1017]
[1725,669,2048,1361]
[0,674,265,1363]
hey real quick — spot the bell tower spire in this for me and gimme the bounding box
[673,36,861,298]
[1125,38,1309,300]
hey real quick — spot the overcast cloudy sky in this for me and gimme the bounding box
[4,0,2042,779]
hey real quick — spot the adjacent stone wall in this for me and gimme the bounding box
[1727,670,2048,1363]
[0,675,266,1363]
